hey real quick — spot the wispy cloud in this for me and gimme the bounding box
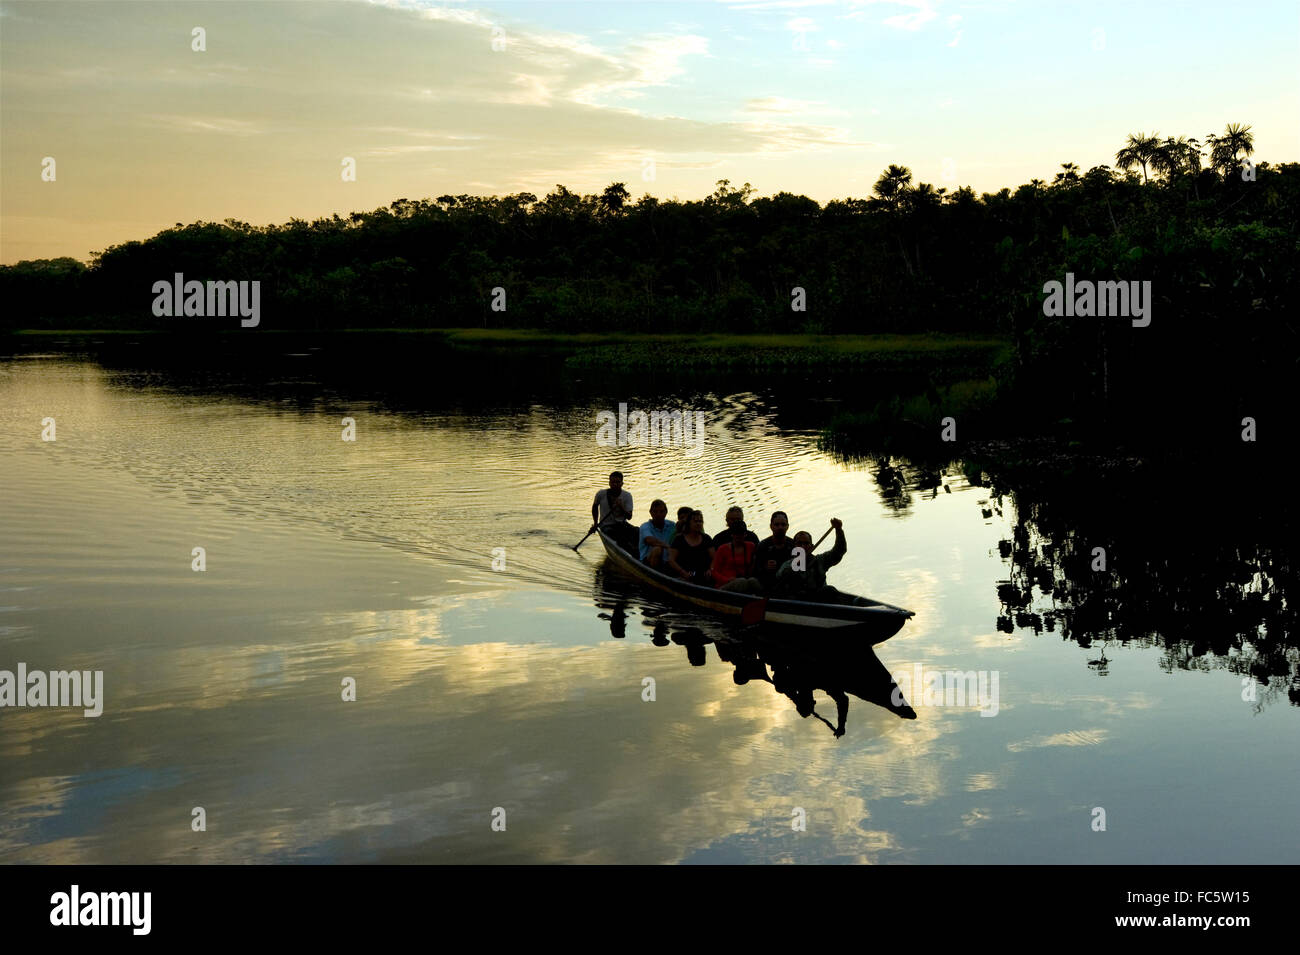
[741,96,846,116]
[145,115,265,136]
[841,0,941,31]
[1007,729,1109,753]
[362,144,477,157]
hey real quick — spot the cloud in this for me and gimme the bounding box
[883,1,939,31]
[741,96,846,116]
[840,0,941,31]
[723,0,835,9]
[144,115,265,136]
[362,144,476,157]
[1007,729,1109,752]
[1,0,869,262]
[570,33,710,107]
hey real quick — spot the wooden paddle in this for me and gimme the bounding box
[809,525,835,552]
[572,514,619,551]
[571,500,632,551]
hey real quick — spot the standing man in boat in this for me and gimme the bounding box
[774,518,868,605]
[591,472,638,552]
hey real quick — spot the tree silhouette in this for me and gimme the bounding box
[1154,136,1202,178]
[2,121,1291,359]
[1207,123,1255,175]
[871,164,913,206]
[1115,131,1163,183]
[599,182,630,216]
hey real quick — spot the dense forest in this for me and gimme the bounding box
[4,123,1296,447]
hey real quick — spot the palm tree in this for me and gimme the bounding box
[1115,132,1162,184]
[599,182,630,216]
[1053,162,1080,185]
[905,180,941,208]
[872,164,914,276]
[872,164,913,206]
[1206,123,1255,175]
[1152,136,1202,178]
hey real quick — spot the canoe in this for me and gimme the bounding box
[597,529,914,640]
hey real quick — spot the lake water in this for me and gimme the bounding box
[1,342,1295,863]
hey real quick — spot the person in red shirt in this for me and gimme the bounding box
[712,521,763,594]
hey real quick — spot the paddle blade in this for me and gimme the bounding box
[739,597,769,626]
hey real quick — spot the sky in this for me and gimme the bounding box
[2,0,1297,264]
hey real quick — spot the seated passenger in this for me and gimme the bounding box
[718,506,761,546]
[755,510,796,591]
[638,499,676,568]
[712,521,763,595]
[673,505,693,535]
[666,510,715,585]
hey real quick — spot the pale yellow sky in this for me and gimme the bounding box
[3,0,1296,264]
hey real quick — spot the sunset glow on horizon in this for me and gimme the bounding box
[3,0,1297,264]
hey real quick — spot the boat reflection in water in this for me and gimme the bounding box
[590,565,917,738]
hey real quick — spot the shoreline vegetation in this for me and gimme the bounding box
[2,327,1011,373]
[4,125,1294,463]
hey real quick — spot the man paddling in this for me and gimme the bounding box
[591,472,637,552]
[774,518,869,605]
[591,471,632,526]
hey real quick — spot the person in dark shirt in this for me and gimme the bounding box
[755,510,796,591]
[673,505,693,536]
[666,510,715,585]
[718,506,761,547]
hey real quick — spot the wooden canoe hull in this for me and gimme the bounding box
[597,530,913,640]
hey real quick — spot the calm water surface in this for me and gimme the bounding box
[1,350,1295,863]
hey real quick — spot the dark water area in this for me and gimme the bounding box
[1,335,1295,863]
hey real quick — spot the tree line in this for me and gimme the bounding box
[2,123,1295,445]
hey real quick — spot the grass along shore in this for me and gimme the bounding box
[6,327,1011,374]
